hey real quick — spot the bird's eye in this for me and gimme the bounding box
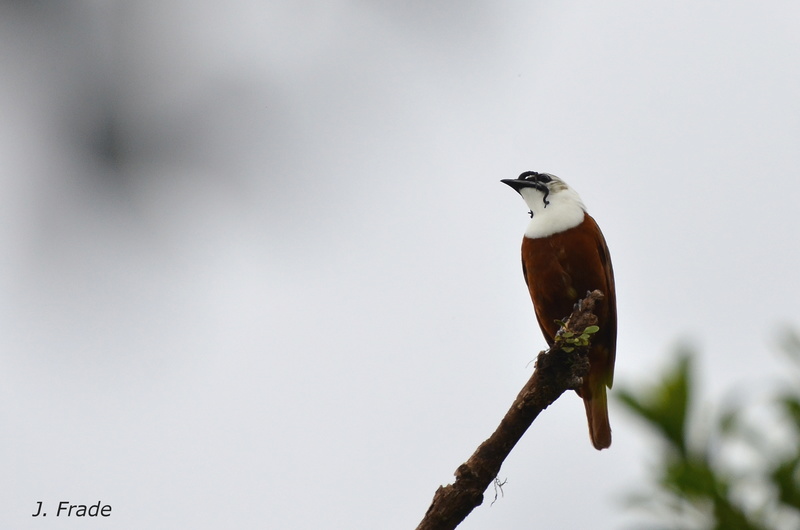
[518,171,552,184]
[519,171,540,181]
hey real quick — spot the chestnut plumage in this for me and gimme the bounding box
[503,172,617,450]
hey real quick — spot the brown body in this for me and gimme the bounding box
[521,212,616,449]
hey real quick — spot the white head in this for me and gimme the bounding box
[501,171,587,239]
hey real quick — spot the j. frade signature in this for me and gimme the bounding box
[31,501,111,517]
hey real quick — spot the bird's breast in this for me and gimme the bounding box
[521,214,611,341]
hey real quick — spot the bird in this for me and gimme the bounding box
[501,171,617,450]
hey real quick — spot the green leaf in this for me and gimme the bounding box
[778,327,800,364]
[663,457,716,498]
[718,407,739,436]
[772,455,800,509]
[615,352,692,455]
[780,397,800,432]
[583,325,599,334]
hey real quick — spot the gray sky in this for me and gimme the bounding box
[2,1,799,528]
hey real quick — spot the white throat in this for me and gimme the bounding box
[520,185,586,239]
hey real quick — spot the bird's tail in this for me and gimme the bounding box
[582,382,611,450]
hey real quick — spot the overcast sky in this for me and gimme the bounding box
[1,2,799,528]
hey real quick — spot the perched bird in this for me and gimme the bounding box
[501,171,617,450]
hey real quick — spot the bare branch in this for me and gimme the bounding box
[415,290,604,530]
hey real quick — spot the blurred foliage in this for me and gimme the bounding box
[616,332,800,530]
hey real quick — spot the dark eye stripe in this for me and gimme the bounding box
[517,171,552,184]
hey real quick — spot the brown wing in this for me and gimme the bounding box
[590,214,617,387]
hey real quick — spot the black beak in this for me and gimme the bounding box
[500,178,546,193]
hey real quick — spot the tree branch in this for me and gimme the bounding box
[415,290,605,530]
